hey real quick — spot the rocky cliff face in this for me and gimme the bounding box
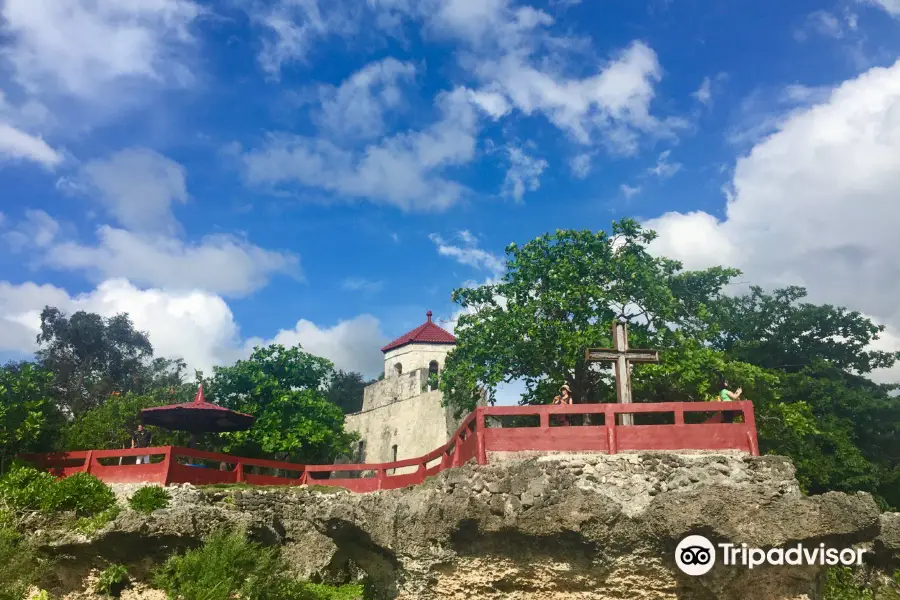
[33,452,900,600]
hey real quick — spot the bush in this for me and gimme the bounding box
[42,472,116,516]
[823,567,875,600]
[0,462,56,511]
[128,486,170,514]
[0,527,41,600]
[73,505,121,535]
[28,591,52,600]
[96,564,129,597]
[153,530,363,600]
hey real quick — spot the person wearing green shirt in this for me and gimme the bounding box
[718,377,742,423]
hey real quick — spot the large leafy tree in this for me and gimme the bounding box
[35,307,186,418]
[0,362,63,465]
[326,370,368,414]
[204,345,356,464]
[440,220,739,413]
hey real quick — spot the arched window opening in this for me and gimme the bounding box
[429,360,439,376]
[394,362,402,377]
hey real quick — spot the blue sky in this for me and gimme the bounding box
[2,0,900,393]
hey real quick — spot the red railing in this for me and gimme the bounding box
[20,401,757,493]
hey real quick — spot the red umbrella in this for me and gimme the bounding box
[141,385,255,434]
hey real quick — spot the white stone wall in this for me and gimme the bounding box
[362,369,431,411]
[344,389,452,474]
[383,343,453,379]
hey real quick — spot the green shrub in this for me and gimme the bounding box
[96,564,129,597]
[42,472,116,516]
[0,463,56,511]
[128,486,170,514]
[73,505,121,535]
[823,567,875,600]
[0,527,41,600]
[28,591,52,600]
[153,530,363,600]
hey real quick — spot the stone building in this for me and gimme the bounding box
[344,311,474,467]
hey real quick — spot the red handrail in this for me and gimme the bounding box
[20,401,758,492]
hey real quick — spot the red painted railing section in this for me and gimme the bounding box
[21,401,758,493]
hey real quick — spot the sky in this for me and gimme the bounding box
[2,0,900,402]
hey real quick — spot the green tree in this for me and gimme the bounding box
[0,362,62,466]
[205,345,356,464]
[35,307,186,418]
[63,392,189,451]
[326,370,366,414]
[440,220,740,414]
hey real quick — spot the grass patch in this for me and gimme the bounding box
[128,486,170,514]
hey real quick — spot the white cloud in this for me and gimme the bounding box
[569,152,593,178]
[0,122,62,167]
[0,0,201,98]
[862,0,900,17]
[646,149,682,178]
[315,58,416,140]
[429,231,505,275]
[502,146,548,201]
[467,89,512,119]
[246,314,389,377]
[341,277,385,294]
[42,226,299,298]
[3,209,59,251]
[645,60,900,383]
[620,183,642,199]
[693,77,712,106]
[76,147,188,234]
[0,279,240,374]
[0,277,391,378]
[241,87,480,211]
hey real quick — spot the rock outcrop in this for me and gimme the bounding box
[33,452,900,600]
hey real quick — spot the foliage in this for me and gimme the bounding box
[153,529,362,600]
[206,345,357,464]
[28,591,52,600]
[35,307,185,418]
[128,486,170,514]
[440,221,741,414]
[822,567,875,600]
[73,505,121,535]
[326,370,367,414]
[96,564,129,597]
[0,527,41,600]
[0,462,57,511]
[41,471,117,516]
[0,362,62,465]
[63,392,187,451]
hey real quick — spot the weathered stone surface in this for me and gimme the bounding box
[32,453,890,600]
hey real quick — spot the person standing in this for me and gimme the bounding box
[132,424,152,464]
[717,377,743,423]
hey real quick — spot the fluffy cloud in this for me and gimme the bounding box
[645,60,900,382]
[0,0,201,98]
[0,278,391,377]
[315,58,416,140]
[646,150,682,178]
[0,123,62,167]
[241,87,479,211]
[76,148,188,234]
[42,226,299,297]
[429,231,505,276]
[502,146,548,201]
[863,0,900,17]
[3,209,59,251]
[245,315,388,377]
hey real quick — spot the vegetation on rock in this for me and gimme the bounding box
[0,527,43,600]
[95,564,129,597]
[0,464,115,517]
[153,529,363,600]
[128,485,170,514]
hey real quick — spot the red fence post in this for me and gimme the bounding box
[539,407,549,431]
[452,434,462,468]
[605,408,617,454]
[674,404,685,425]
[475,408,487,465]
[161,447,173,486]
[235,462,245,483]
[83,450,94,475]
[376,468,385,490]
[742,401,759,456]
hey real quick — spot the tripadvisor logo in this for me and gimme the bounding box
[675,535,865,576]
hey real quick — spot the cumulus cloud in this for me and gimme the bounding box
[620,183,642,199]
[245,315,389,377]
[75,147,188,234]
[0,123,62,167]
[0,0,201,98]
[3,209,59,251]
[645,60,900,383]
[42,226,299,297]
[646,150,682,178]
[0,278,391,377]
[502,146,548,201]
[241,87,479,211]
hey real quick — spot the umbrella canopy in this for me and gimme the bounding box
[141,385,255,434]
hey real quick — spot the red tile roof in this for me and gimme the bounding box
[381,311,456,353]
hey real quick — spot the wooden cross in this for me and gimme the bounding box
[585,319,660,426]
